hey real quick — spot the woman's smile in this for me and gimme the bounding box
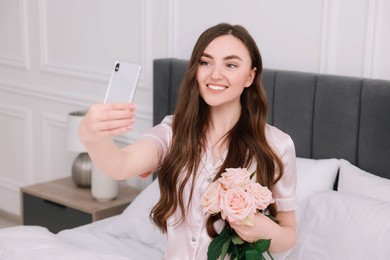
[207,84,228,91]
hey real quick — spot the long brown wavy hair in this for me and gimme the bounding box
[151,23,284,237]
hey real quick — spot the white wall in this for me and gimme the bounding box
[0,0,389,216]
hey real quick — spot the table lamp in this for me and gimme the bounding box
[66,110,92,188]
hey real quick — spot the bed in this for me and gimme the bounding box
[1,58,390,259]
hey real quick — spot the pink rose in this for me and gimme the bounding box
[219,168,251,190]
[201,181,222,214]
[220,186,256,223]
[246,182,274,210]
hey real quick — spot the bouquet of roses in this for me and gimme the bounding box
[201,168,275,260]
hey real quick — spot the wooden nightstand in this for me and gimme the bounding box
[21,177,140,233]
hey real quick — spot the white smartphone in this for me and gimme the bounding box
[104,61,141,103]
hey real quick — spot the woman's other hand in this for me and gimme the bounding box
[229,211,296,253]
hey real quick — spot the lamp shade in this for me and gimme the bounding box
[66,110,87,152]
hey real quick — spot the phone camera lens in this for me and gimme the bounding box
[115,63,120,72]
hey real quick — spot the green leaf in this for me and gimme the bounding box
[245,248,263,260]
[253,239,271,253]
[208,224,273,260]
[207,235,228,259]
[220,238,232,260]
[231,245,239,259]
[232,235,245,245]
[241,243,254,259]
[207,227,231,260]
[219,227,231,237]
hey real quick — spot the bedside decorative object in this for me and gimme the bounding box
[91,164,119,201]
[66,110,92,188]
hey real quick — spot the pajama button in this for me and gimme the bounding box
[191,236,196,242]
[207,177,212,183]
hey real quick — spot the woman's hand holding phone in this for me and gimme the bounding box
[79,103,136,145]
[80,61,141,144]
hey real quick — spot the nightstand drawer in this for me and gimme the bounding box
[23,193,92,233]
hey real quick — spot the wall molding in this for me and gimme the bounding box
[0,177,23,193]
[362,0,379,78]
[0,79,152,121]
[41,113,67,180]
[168,0,178,57]
[0,104,34,185]
[0,0,30,70]
[0,79,92,107]
[0,208,22,225]
[141,0,153,88]
[137,0,150,89]
[319,0,336,74]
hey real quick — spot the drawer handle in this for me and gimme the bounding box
[43,199,66,209]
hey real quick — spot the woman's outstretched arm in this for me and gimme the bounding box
[79,102,159,180]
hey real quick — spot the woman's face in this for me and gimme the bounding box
[196,35,256,109]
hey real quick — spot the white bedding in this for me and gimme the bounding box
[0,217,163,260]
[1,158,389,259]
[289,190,390,259]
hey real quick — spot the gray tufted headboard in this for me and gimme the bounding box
[153,58,390,180]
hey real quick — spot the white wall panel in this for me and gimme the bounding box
[0,104,33,215]
[42,113,74,181]
[0,0,29,69]
[172,0,325,73]
[39,0,143,81]
[327,0,368,77]
[0,105,33,185]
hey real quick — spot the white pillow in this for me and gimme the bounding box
[338,159,390,202]
[103,178,167,252]
[296,157,340,201]
[289,190,390,259]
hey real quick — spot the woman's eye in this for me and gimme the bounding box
[199,61,209,66]
[227,63,237,69]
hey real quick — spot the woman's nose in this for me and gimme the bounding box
[211,65,223,80]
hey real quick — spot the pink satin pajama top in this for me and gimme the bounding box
[139,115,297,260]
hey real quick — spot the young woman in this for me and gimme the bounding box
[79,23,297,259]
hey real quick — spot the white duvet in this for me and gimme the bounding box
[0,226,126,260]
[1,190,390,259]
[0,218,163,260]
